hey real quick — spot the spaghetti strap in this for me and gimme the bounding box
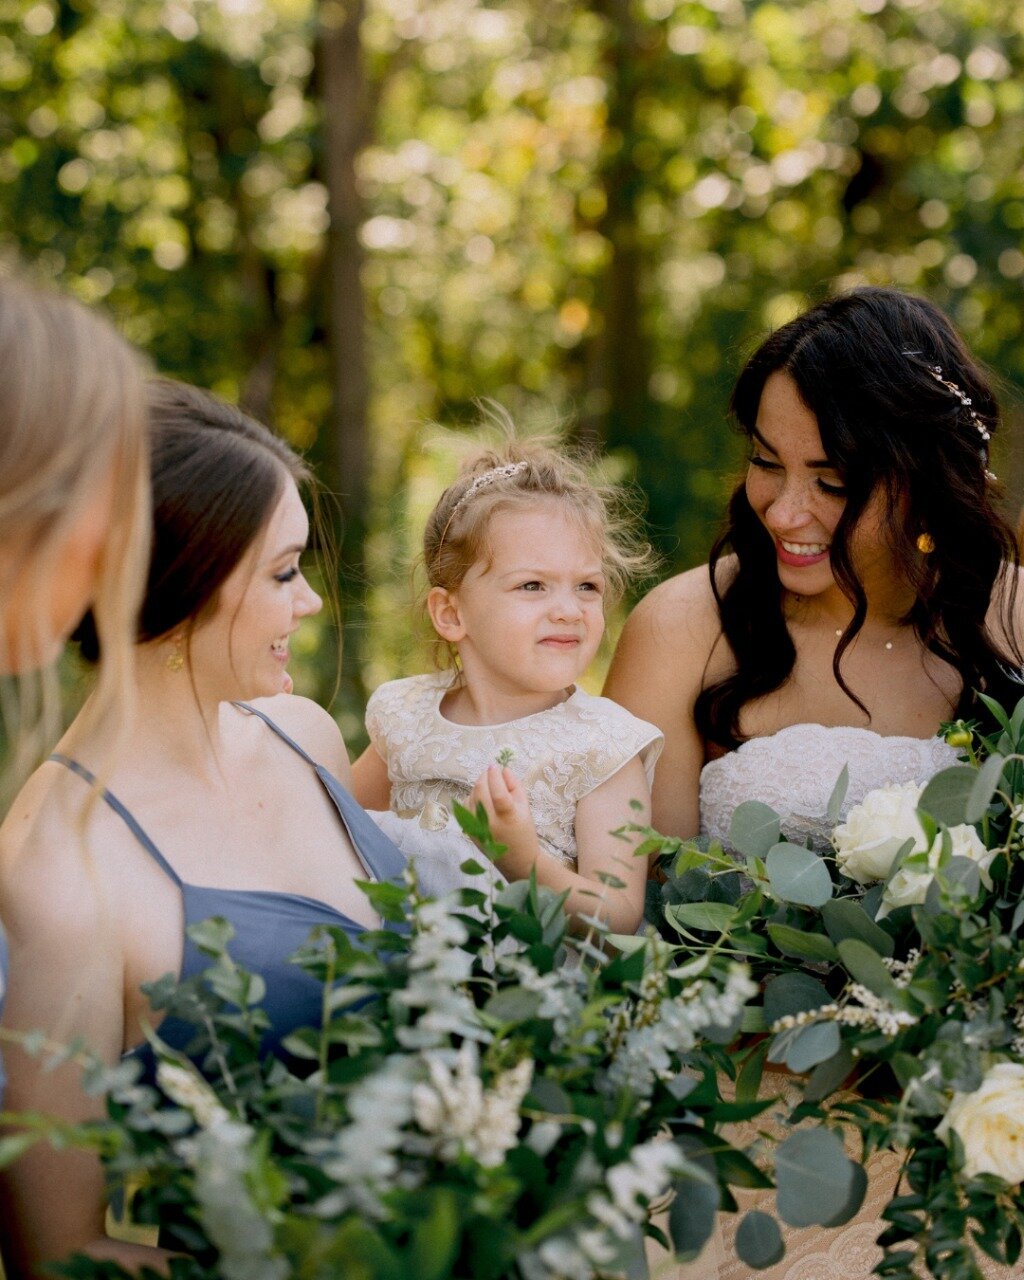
[235,703,408,886]
[235,701,318,765]
[48,754,184,889]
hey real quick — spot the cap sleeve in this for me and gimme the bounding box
[364,679,401,765]
[561,695,664,805]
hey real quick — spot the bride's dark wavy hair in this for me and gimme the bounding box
[694,287,1022,750]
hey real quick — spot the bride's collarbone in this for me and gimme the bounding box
[739,664,957,741]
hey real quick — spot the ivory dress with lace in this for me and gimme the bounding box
[649,724,1012,1280]
[364,673,663,896]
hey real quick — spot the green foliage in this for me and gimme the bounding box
[5,0,1024,728]
[650,694,1024,1278]
[4,818,765,1280]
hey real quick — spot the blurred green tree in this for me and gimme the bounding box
[3,0,1023,740]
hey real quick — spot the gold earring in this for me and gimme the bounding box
[166,636,185,672]
[916,532,935,554]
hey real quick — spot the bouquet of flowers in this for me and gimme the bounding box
[650,694,1024,1280]
[5,806,777,1280]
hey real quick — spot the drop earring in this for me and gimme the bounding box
[916,532,935,554]
[166,634,185,672]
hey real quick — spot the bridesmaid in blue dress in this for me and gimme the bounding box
[0,380,403,1277]
[0,277,150,1104]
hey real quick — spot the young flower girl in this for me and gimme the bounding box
[352,442,662,933]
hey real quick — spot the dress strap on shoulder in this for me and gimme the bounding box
[234,702,317,766]
[234,702,408,886]
[48,755,184,889]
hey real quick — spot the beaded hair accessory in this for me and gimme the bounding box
[904,351,996,480]
[432,460,530,567]
[450,460,529,518]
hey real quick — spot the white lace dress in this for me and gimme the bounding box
[364,673,663,897]
[648,725,1012,1280]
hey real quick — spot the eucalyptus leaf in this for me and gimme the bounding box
[821,898,894,957]
[735,1211,785,1269]
[765,843,833,908]
[729,802,782,859]
[664,901,738,934]
[805,1045,855,1102]
[668,1166,720,1261]
[483,987,543,1023]
[763,972,831,1025]
[822,1160,868,1228]
[767,923,838,963]
[826,765,850,826]
[836,939,901,1000]
[966,752,1006,823]
[917,765,976,827]
[784,1021,842,1073]
[775,1129,857,1228]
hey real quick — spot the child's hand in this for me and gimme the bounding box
[468,764,541,879]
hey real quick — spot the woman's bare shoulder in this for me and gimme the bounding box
[247,694,353,784]
[618,558,733,652]
[0,763,108,928]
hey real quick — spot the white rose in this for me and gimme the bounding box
[878,822,993,919]
[937,1062,1024,1184]
[833,782,928,884]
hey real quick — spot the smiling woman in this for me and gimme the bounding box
[604,286,1022,1280]
[0,380,406,1278]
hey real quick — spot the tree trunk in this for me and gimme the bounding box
[318,0,371,714]
[319,0,370,533]
[579,0,651,454]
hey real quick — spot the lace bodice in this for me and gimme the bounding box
[700,723,960,849]
[366,673,663,868]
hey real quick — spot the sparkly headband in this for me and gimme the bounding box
[450,461,529,517]
[432,460,530,567]
[903,351,996,479]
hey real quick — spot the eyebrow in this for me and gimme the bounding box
[498,565,605,578]
[269,543,307,561]
[751,427,837,470]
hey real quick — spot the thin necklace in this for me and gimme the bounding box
[835,628,894,651]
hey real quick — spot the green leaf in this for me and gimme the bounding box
[729,802,781,859]
[917,765,976,826]
[664,901,738,934]
[836,939,901,1000]
[668,1166,719,1261]
[966,752,1006,823]
[977,692,1012,736]
[484,987,543,1024]
[765,844,833,907]
[767,923,838,962]
[408,1187,461,1280]
[805,1045,855,1102]
[822,1160,867,1228]
[735,1211,785,1269]
[0,1132,38,1168]
[826,765,850,826]
[820,898,894,956]
[774,1128,857,1228]
[715,1145,774,1190]
[783,1021,842,1073]
[736,1040,769,1103]
[763,972,831,1025]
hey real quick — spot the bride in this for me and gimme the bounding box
[605,286,1022,1279]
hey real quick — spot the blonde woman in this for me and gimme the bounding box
[0,276,150,1102]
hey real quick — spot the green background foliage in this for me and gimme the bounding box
[4,0,1024,742]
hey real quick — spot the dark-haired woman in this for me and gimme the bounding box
[605,287,1018,1279]
[0,381,403,1277]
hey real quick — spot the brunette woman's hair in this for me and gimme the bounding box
[0,276,150,791]
[694,287,1022,750]
[78,379,311,660]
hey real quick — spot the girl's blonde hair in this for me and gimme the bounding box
[0,276,150,791]
[423,433,654,666]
